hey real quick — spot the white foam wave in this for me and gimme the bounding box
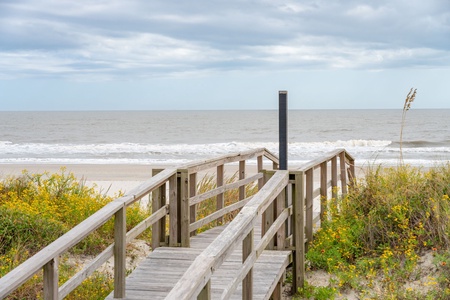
[0,140,393,156]
[0,157,191,165]
[0,140,447,167]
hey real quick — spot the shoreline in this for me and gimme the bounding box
[0,163,274,197]
[0,162,424,197]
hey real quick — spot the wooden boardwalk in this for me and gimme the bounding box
[106,220,291,299]
[0,148,355,300]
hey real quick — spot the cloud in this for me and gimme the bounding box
[1,0,449,81]
[346,4,392,20]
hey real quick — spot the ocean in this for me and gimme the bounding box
[0,110,449,167]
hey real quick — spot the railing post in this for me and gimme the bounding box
[190,172,197,236]
[331,156,338,200]
[169,173,179,247]
[43,257,58,300]
[262,170,275,248]
[275,187,286,250]
[292,171,305,291]
[217,164,224,224]
[286,179,293,243]
[242,229,254,300]
[257,155,263,190]
[239,160,246,200]
[339,152,348,195]
[350,157,355,179]
[197,280,211,300]
[273,161,279,170]
[114,205,126,298]
[179,170,190,247]
[305,169,314,247]
[320,161,328,222]
[152,169,166,250]
[347,155,356,188]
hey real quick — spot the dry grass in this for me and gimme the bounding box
[400,88,417,163]
[195,172,258,232]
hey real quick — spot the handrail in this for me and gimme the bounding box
[297,148,355,172]
[165,149,356,299]
[296,149,355,247]
[165,171,290,299]
[188,173,263,206]
[0,168,177,299]
[180,147,279,173]
[174,148,280,247]
[0,148,277,299]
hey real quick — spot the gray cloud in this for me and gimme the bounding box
[1,0,449,80]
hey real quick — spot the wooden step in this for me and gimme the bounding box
[105,221,292,300]
[105,247,290,300]
[212,250,291,300]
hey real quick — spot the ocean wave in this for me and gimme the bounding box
[0,157,191,165]
[0,157,444,168]
[0,140,448,167]
[0,140,392,155]
[389,140,450,148]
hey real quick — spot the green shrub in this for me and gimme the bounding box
[0,206,67,256]
[295,281,338,300]
[306,163,450,297]
[0,169,148,299]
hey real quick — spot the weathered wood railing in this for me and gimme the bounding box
[0,148,278,300]
[297,148,355,245]
[170,148,279,248]
[165,149,355,299]
[165,170,292,300]
[0,167,177,299]
[0,148,354,299]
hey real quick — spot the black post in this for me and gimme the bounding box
[279,91,288,170]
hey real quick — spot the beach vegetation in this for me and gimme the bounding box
[195,172,258,232]
[298,163,450,299]
[399,87,417,163]
[0,168,259,299]
[0,169,147,299]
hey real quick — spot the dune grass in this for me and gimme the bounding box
[399,88,417,163]
[0,169,257,299]
[0,169,148,299]
[195,172,258,232]
[298,163,450,299]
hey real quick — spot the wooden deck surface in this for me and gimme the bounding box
[106,220,291,300]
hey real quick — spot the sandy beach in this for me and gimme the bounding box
[0,163,274,197]
[0,161,370,200]
[0,163,158,197]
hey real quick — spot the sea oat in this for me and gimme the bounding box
[400,88,417,163]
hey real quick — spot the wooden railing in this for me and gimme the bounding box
[165,149,355,299]
[0,148,354,300]
[0,148,278,300]
[297,149,355,245]
[0,167,177,299]
[166,170,292,300]
[151,148,279,249]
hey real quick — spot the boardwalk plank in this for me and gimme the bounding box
[106,220,290,300]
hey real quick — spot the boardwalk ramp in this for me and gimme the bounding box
[106,223,291,299]
[0,148,355,300]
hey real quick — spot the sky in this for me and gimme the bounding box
[0,0,449,110]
